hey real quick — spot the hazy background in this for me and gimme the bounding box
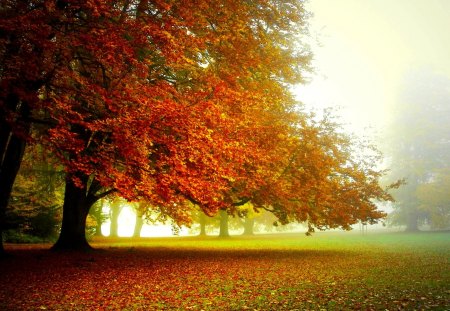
[295,0,450,135]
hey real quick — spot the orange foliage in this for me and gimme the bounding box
[1,0,396,236]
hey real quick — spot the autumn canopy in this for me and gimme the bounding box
[0,0,398,251]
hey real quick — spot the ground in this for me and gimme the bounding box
[1,231,449,310]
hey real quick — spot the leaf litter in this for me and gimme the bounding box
[0,233,449,310]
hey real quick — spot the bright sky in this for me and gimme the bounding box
[295,0,450,135]
[101,205,190,237]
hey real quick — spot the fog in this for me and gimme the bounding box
[295,0,450,136]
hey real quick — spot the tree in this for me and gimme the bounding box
[3,0,392,250]
[235,203,261,236]
[385,69,450,231]
[133,203,146,238]
[89,199,108,237]
[190,207,218,236]
[416,169,450,229]
[197,211,208,237]
[241,213,256,236]
[218,209,230,238]
[40,0,311,250]
[109,198,124,238]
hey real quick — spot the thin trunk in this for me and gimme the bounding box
[133,212,144,238]
[109,200,123,238]
[110,213,119,237]
[51,174,93,251]
[95,218,103,236]
[242,217,255,236]
[92,200,105,236]
[219,209,229,237]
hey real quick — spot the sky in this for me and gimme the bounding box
[295,0,450,135]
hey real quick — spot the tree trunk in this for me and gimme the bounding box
[95,218,103,237]
[198,212,207,236]
[405,208,420,232]
[109,200,123,238]
[242,217,255,236]
[133,212,144,238]
[52,175,93,251]
[219,209,229,237]
[91,200,105,236]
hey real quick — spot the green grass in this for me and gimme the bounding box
[1,231,449,310]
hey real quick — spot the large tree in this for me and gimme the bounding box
[2,0,313,251]
[1,0,399,252]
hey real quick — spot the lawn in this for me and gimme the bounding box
[1,231,449,310]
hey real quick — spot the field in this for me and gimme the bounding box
[1,231,449,310]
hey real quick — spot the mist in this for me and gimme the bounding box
[293,0,450,233]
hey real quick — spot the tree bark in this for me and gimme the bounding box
[198,212,207,236]
[242,217,255,236]
[109,200,123,238]
[405,208,420,232]
[219,209,229,237]
[133,212,144,238]
[94,216,103,237]
[51,174,94,251]
[91,200,105,236]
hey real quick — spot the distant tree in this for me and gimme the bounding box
[236,203,260,236]
[89,199,108,237]
[133,202,146,238]
[238,208,281,236]
[385,69,450,231]
[416,169,450,229]
[188,208,219,236]
[242,216,256,236]
[109,198,124,238]
[198,211,208,237]
[218,209,230,238]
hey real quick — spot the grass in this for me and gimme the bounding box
[1,231,449,310]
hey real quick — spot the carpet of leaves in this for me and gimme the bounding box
[1,233,449,310]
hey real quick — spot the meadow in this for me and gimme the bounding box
[1,231,449,310]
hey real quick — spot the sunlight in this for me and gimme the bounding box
[118,205,135,237]
[101,203,189,237]
[140,225,174,237]
[296,0,450,136]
